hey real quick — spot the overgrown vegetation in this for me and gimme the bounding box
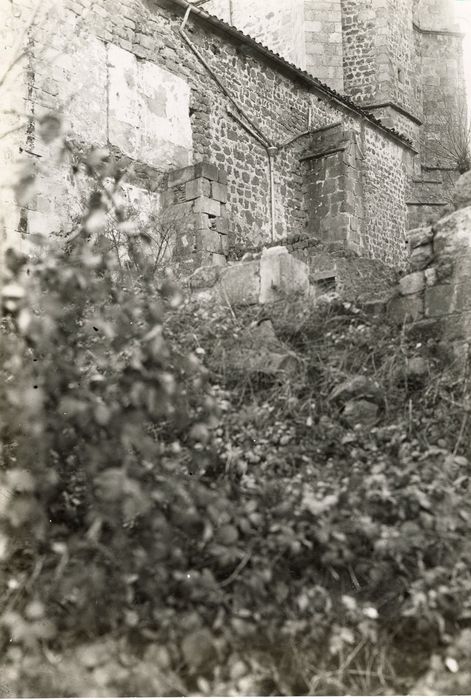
[2,190,471,695]
[2,110,471,695]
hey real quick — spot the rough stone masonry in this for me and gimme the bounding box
[390,171,471,360]
[0,0,410,267]
[0,0,465,275]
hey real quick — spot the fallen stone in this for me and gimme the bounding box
[181,629,216,673]
[187,264,222,290]
[192,248,311,306]
[424,267,437,286]
[406,356,428,378]
[409,243,434,271]
[425,284,454,318]
[452,170,471,210]
[360,290,395,315]
[211,319,300,377]
[218,260,261,305]
[407,226,433,250]
[433,206,471,256]
[342,399,379,428]
[330,375,384,405]
[388,293,424,324]
[399,271,425,296]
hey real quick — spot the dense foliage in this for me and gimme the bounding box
[2,129,471,696]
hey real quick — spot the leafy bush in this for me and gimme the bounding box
[2,123,471,696]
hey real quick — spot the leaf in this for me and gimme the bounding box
[445,657,459,673]
[216,524,239,545]
[94,404,111,426]
[302,488,338,516]
[94,469,126,502]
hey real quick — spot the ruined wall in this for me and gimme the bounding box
[2,0,411,267]
[390,173,471,359]
[229,231,397,302]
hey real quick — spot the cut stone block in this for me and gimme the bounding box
[196,228,223,253]
[168,164,197,188]
[276,250,311,299]
[185,177,211,200]
[454,282,471,312]
[434,207,471,255]
[163,201,194,220]
[452,170,471,210]
[388,293,424,324]
[217,169,228,185]
[193,196,221,217]
[424,267,437,287]
[425,284,454,317]
[194,162,219,181]
[219,234,229,255]
[212,253,226,266]
[399,271,425,296]
[409,244,433,271]
[218,260,261,305]
[160,189,176,207]
[211,320,300,378]
[193,212,210,230]
[215,217,230,234]
[211,181,228,203]
[407,226,433,250]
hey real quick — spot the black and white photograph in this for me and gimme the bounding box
[1,0,471,695]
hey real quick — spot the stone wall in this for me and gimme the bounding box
[362,126,410,263]
[389,172,471,358]
[228,231,396,302]
[304,0,344,92]
[340,0,376,103]
[161,161,229,270]
[1,0,412,267]
[303,123,362,253]
[340,0,420,128]
[416,28,466,168]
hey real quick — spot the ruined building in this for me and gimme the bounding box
[0,0,466,272]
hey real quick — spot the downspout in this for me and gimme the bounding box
[179,6,268,146]
[267,146,277,241]
[179,2,312,243]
